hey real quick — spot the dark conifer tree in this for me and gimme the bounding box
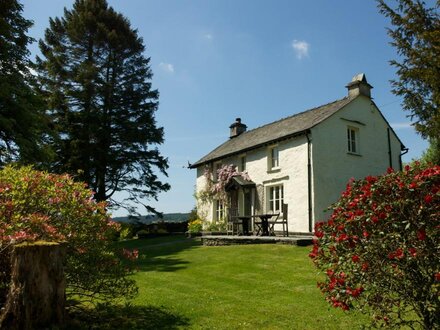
[37,0,169,213]
[378,0,440,143]
[0,0,51,166]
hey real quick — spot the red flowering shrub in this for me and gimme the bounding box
[0,166,137,309]
[310,163,440,329]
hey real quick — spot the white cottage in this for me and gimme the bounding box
[190,74,406,234]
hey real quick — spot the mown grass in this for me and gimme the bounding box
[107,235,369,329]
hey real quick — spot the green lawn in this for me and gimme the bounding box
[100,235,369,330]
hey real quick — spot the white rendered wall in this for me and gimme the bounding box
[194,136,310,233]
[310,95,403,224]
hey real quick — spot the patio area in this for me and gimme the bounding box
[201,234,314,246]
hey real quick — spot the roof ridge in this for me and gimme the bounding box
[239,96,349,136]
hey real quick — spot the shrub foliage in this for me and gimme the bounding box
[0,166,137,308]
[310,164,440,329]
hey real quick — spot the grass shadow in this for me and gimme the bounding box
[120,236,202,273]
[67,303,190,330]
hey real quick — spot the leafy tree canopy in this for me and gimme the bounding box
[37,0,169,214]
[0,0,52,166]
[378,0,440,141]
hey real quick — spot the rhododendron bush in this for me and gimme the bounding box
[0,166,137,309]
[310,164,440,329]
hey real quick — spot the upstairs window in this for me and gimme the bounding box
[239,155,246,172]
[213,162,222,180]
[269,146,279,170]
[268,185,284,213]
[347,127,359,154]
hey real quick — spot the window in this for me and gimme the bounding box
[215,200,225,221]
[269,146,279,170]
[213,162,222,180]
[268,185,284,213]
[347,127,359,154]
[239,156,246,172]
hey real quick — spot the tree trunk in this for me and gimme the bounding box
[0,242,66,330]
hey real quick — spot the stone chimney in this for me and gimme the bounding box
[229,118,247,139]
[346,73,373,98]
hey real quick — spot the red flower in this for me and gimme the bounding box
[351,287,364,298]
[408,248,417,257]
[388,248,404,260]
[404,165,411,172]
[362,231,369,238]
[309,245,319,259]
[361,262,369,271]
[366,175,377,184]
[351,255,360,263]
[387,167,394,174]
[371,215,379,223]
[409,182,418,189]
[424,194,433,204]
[378,212,387,220]
[354,209,364,217]
[417,229,426,241]
[435,273,440,282]
[336,233,348,242]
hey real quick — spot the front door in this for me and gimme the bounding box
[243,190,252,216]
[229,189,239,212]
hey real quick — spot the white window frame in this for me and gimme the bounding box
[215,200,225,222]
[347,126,359,154]
[267,184,284,213]
[268,146,280,170]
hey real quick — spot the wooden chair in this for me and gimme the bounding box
[268,204,289,236]
[281,203,289,237]
[226,208,239,235]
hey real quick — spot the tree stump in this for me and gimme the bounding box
[0,242,66,330]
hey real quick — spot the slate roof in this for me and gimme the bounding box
[190,96,355,168]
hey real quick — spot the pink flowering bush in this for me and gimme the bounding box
[198,164,251,205]
[310,163,440,329]
[0,166,137,308]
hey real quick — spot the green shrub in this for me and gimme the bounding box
[205,220,227,232]
[310,164,440,329]
[0,166,138,308]
[188,219,203,233]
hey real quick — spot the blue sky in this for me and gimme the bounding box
[22,0,429,216]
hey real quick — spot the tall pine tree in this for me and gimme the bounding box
[37,0,169,213]
[378,0,440,142]
[0,0,51,166]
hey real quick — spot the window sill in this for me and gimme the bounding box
[347,152,362,157]
[267,167,281,174]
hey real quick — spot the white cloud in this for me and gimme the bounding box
[291,40,310,59]
[390,122,414,130]
[159,62,174,73]
[204,33,213,40]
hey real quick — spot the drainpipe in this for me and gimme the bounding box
[387,128,393,169]
[306,131,313,233]
[399,146,409,171]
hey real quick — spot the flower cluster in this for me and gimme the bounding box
[310,163,440,329]
[122,248,139,261]
[199,164,251,205]
[0,166,137,308]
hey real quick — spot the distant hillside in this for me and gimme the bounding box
[112,213,190,224]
